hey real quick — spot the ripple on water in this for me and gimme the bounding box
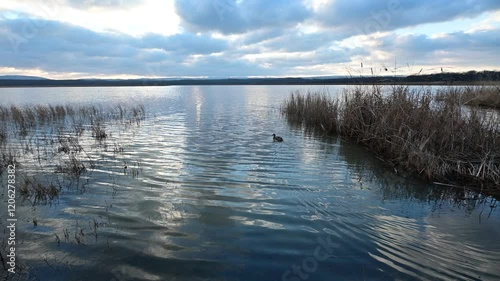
[4,85,499,281]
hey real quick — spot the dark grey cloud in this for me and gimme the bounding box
[174,0,500,39]
[0,14,271,77]
[1,0,500,79]
[162,55,278,77]
[375,29,500,67]
[316,0,500,37]
[259,31,344,53]
[174,0,311,34]
[380,29,500,54]
[240,28,285,46]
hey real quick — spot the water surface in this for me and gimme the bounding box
[0,85,499,281]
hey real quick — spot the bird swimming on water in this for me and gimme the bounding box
[272,134,283,142]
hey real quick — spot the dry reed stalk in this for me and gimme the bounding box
[282,86,500,194]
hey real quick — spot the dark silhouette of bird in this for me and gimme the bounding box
[272,134,283,142]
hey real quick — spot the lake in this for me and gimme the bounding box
[0,85,499,281]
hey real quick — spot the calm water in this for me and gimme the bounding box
[0,85,499,281]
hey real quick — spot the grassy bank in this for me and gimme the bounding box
[282,86,500,195]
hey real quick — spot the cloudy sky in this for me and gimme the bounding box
[0,0,499,79]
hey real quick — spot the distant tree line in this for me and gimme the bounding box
[405,70,500,83]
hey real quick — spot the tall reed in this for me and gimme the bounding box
[436,86,500,109]
[282,90,340,134]
[282,86,500,194]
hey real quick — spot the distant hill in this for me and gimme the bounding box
[406,70,500,83]
[0,71,498,87]
[0,75,50,80]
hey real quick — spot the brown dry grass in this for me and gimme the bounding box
[282,86,500,194]
[436,86,500,110]
[282,90,340,134]
[0,104,146,139]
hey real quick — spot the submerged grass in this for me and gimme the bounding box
[282,85,500,195]
[0,103,146,204]
[0,104,145,140]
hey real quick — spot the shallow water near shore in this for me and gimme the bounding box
[1,85,499,281]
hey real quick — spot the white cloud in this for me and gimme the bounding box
[0,0,181,36]
[0,0,499,78]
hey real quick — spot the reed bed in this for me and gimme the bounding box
[436,86,500,110]
[0,104,145,141]
[282,86,500,194]
[283,90,340,134]
[0,103,146,204]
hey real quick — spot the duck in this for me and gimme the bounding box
[272,134,283,142]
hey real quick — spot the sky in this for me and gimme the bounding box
[0,0,499,79]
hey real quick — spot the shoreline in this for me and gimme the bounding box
[0,81,499,88]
